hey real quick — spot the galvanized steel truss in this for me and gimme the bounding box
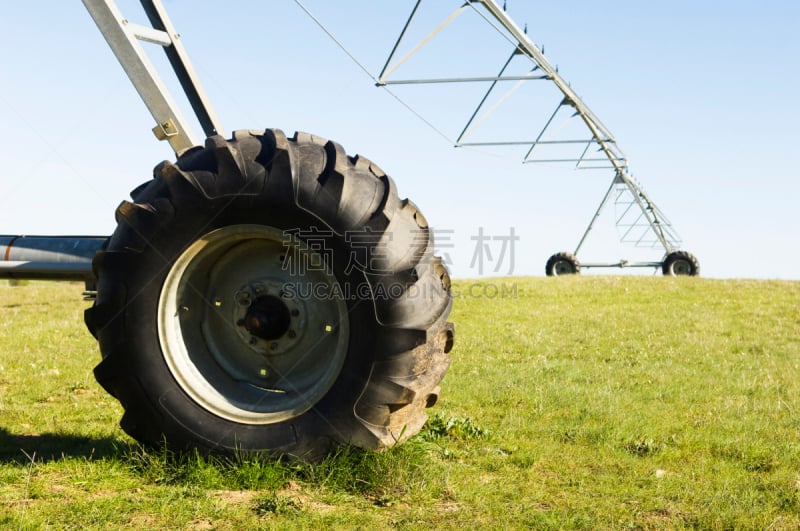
[377,0,684,263]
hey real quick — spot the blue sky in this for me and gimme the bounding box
[1,1,798,279]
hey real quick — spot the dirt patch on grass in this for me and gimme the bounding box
[211,489,258,507]
[211,483,336,514]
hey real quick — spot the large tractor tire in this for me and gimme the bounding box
[85,129,454,459]
[662,250,700,276]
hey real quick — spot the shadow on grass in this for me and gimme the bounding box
[0,427,125,463]
[0,427,441,498]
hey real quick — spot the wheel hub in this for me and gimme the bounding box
[554,261,571,274]
[671,259,691,275]
[233,280,305,355]
[243,295,291,341]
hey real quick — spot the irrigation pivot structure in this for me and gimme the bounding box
[0,0,454,459]
[374,0,699,276]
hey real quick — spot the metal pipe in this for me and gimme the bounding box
[0,262,95,281]
[580,261,663,269]
[381,74,549,85]
[0,236,106,281]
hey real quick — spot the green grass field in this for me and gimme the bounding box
[1,277,799,529]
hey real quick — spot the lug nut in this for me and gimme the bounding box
[236,291,251,306]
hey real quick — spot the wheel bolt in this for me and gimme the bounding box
[236,291,251,306]
[287,330,297,339]
[270,342,279,351]
[290,309,300,317]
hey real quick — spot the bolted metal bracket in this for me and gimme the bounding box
[152,118,179,140]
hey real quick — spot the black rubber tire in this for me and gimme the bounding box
[662,250,700,277]
[84,129,454,459]
[545,252,580,276]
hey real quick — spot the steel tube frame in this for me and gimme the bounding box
[580,261,663,269]
[379,0,685,261]
[138,0,224,139]
[469,0,624,168]
[81,0,224,153]
[380,74,550,85]
[470,0,676,254]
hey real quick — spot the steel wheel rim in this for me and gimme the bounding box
[554,260,575,275]
[158,224,350,424]
[670,259,692,276]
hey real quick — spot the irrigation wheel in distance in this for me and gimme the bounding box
[545,252,580,276]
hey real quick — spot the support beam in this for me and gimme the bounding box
[82,0,224,153]
[0,236,106,281]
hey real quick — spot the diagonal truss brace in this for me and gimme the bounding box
[378,0,682,253]
[82,0,224,153]
[575,171,679,256]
